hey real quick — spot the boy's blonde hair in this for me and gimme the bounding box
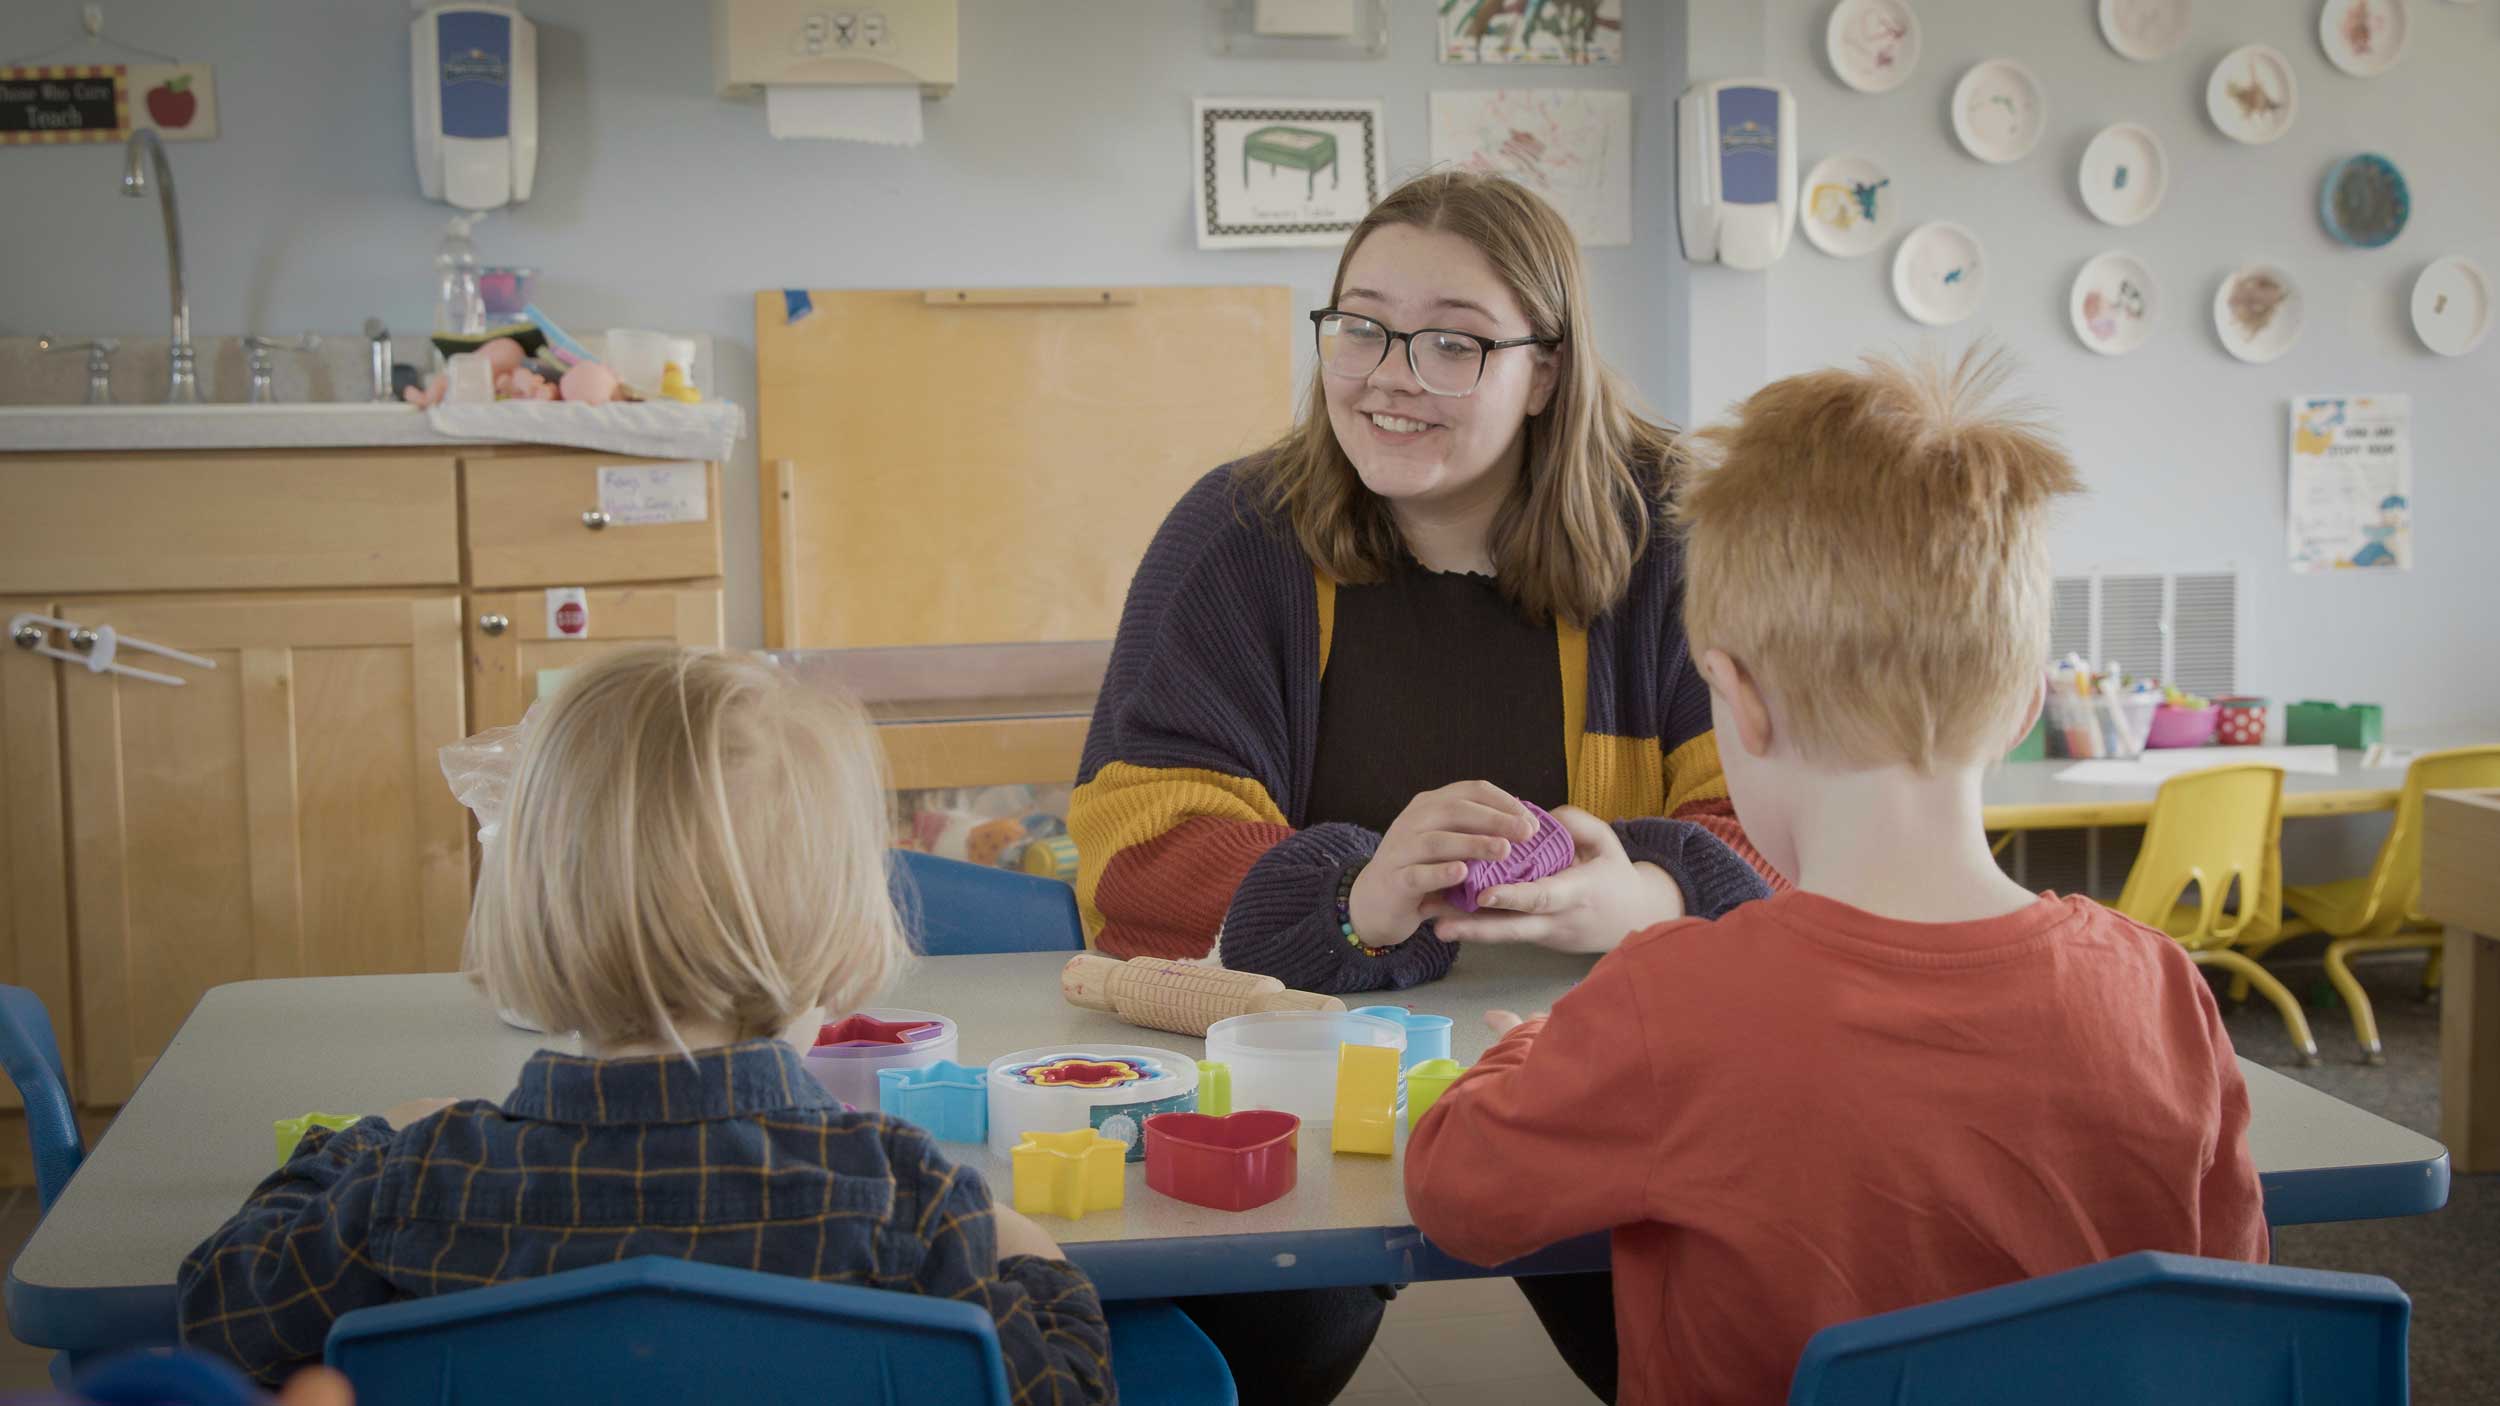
[1243,169,1683,628]
[468,647,909,1050]
[1678,347,2081,772]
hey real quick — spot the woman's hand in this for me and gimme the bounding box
[992,1204,1067,1265]
[1347,782,1541,948]
[1426,806,1686,954]
[1483,1009,1549,1038]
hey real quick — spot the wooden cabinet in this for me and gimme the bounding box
[467,583,725,731]
[0,447,723,1115]
[54,594,470,1103]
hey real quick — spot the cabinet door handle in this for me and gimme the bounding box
[479,614,511,636]
[581,510,611,531]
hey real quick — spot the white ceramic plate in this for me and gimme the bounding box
[2320,0,2410,76]
[1892,222,1986,326]
[2079,124,2168,226]
[1952,59,2047,163]
[2070,252,2159,356]
[2213,265,2305,363]
[2206,44,2298,144]
[1826,0,1922,93]
[1800,155,1899,257]
[2100,0,2192,60]
[2412,256,2492,356]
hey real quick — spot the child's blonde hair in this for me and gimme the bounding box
[1678,347,2081,772]
[468,646,909,1050]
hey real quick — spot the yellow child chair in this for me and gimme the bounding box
[2230,745,2500,1064]
[2113,764,2320,1066]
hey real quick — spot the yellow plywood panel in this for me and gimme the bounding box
[756,286,1295,649]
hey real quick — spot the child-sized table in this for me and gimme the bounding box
[5,950,2451,1361]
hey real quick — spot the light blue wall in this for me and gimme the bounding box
[0,0,1688,648]
[1715,0,2499,732]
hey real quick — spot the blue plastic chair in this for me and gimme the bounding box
[67,1349,269,1405]
[327,1256,1233,1406]
[0,984,85,1211]
[890,849,1084,955]
[1789,1251,2410,1405]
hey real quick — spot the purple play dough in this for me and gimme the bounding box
[1445,800,1576,912]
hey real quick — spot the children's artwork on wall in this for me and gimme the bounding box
[1437,0,1622,65]
[1193,99,1386,249]
[2289,394,2412,572]
[2206,44,2297,144]
[1428,89,1631,246]
[1891,221,1985,326]
[2319,0,2410,77]
[1824,0,1920,93]
[1799,153,1896,258]
[2078,123,2166,226]
[2098,0,2191,61]
[2213,264,2305,363]
[1950,59,2046,164]
[2409,256,2490,356]
[2069,251,2159,356]
[2319,153,2409,248]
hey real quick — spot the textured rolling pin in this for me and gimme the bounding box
[1060,954,1344,1037]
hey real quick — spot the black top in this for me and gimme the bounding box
[1302,558,1570,835]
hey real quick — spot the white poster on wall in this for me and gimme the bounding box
[1429,89,1632,246]
[1193,99,1387,249]
[1437,0,1622,65]
[2288,393,2412,572]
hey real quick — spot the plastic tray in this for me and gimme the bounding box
[1204,1011,1405,1125]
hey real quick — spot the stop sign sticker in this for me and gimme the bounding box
[546,587,590,639]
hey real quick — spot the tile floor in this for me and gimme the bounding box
[1346,1276,1603,1405]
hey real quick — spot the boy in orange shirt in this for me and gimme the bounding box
[1404,350,2268,1406]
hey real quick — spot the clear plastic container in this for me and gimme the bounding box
[985,1043,1199,1160]
[1204,1011,1406,1125]
[2044,690,2160,759]
[802,1008,957,1111]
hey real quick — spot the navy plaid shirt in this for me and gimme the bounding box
[179,1040,1113,1401]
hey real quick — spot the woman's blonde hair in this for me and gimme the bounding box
[1243,169,1683,626]
[468,647,909,1050]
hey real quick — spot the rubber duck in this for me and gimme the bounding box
[657,361,702,404]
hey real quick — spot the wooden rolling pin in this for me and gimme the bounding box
[1061,954,1343,1037]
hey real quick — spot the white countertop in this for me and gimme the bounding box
[0,403,467,453]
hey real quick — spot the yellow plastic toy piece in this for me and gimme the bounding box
[2228,745,2500,1063]
[1405,1058,1466,1128]
[2111,764,2318,1066]
[657,361,702,403]
[1196,1060,1232,1117]
[1330,1043,1399,1156]
[1011,1128,1126,1219]
[274,1112,362,1165]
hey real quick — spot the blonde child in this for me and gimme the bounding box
[1404,350,2267,1406]
[179,648,1112,1401]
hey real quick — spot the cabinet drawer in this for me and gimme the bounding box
[463,454,723,588]
[466,582,725,731]
[0,453,460,593]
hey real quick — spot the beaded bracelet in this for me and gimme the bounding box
[1336,862,1393,957]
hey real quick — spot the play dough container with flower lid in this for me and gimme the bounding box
[802,1009,957,1111]
[985,1044,1200,1161]
[1203,1011,1406,1125]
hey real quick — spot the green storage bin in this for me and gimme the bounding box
[2005,713,2048,762]
[2285,700,2382,749]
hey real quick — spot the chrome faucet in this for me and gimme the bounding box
[364,318,395,402]
[121,129,200,404]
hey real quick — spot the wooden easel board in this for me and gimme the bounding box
[756,286,1295,649]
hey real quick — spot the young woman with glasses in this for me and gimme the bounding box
[1068,170,1781,1405]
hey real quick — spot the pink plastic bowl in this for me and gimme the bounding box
[2145,704,2218,749]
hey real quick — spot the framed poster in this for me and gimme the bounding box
[1194,98,1386,249]
[1438,0,1623,65]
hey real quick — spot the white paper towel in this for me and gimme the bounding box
[765,84,923,145]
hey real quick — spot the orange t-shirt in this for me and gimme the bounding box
[1404,891,2268,1406]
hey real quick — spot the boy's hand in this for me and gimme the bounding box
[1483,1009,1548,1037]
[1348,781,1542,948]
[382,1097,464,1129]
[1427,806,1684,954]
[992,1204,1067,1265]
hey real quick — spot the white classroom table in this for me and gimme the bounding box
[6,950,2451,1357]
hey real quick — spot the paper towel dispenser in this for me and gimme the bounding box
[712,0,957,99]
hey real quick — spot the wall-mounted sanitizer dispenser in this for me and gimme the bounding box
[1677,79,1796,271]
[413,0,538,211]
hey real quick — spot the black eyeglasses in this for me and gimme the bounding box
[1310,309,1559,398]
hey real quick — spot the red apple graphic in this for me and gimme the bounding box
[146,74,196,129]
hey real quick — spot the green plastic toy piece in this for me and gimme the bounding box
[275,1113,362,1164]
[1196,1060,1232,1117]
[1406,1058,1467,1128]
